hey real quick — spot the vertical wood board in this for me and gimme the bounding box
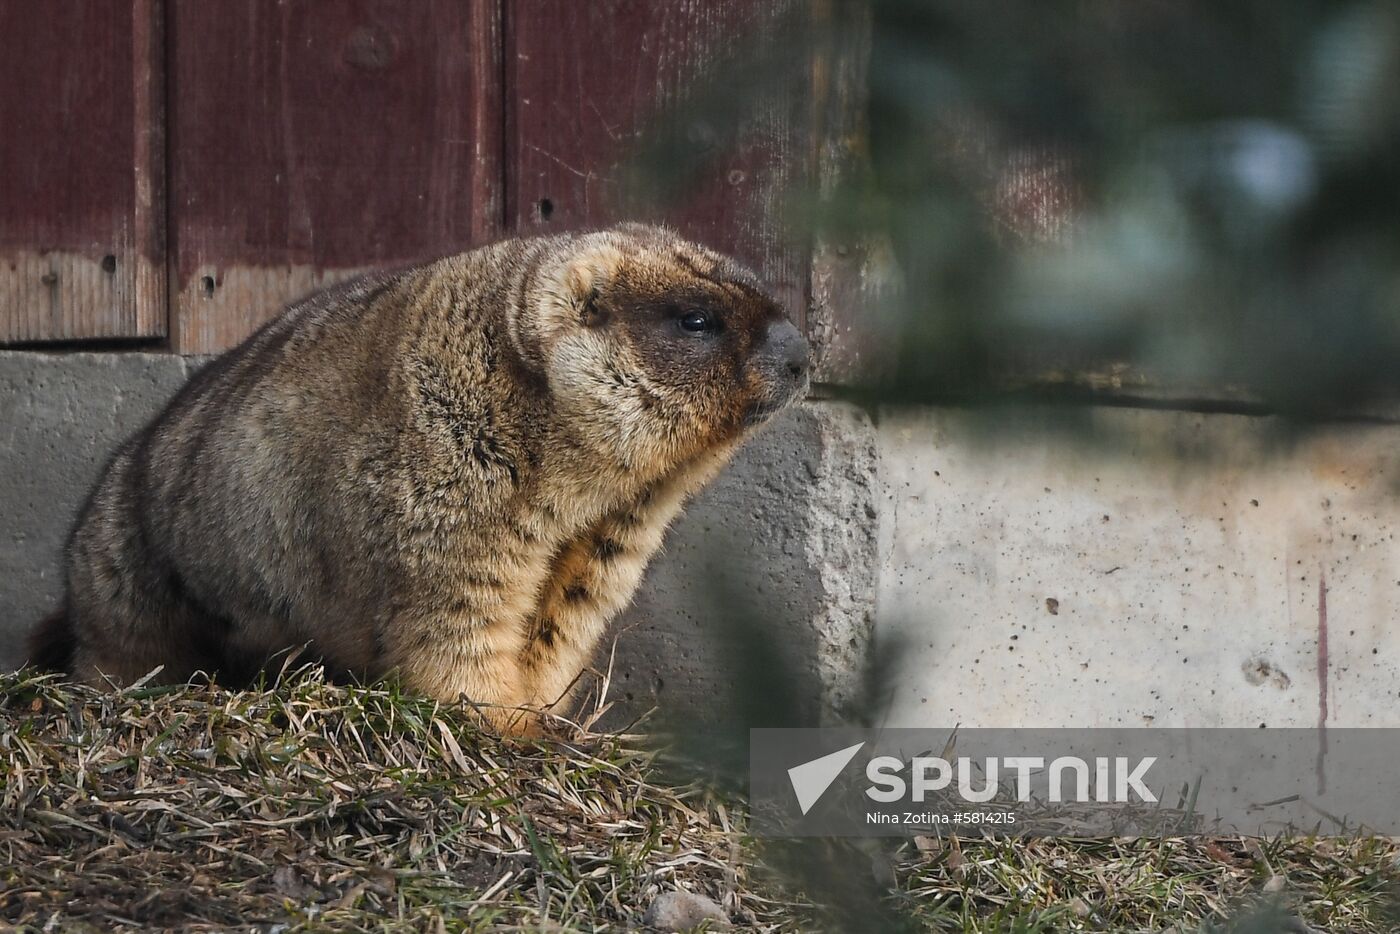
[168,0,504,353]
[506,0,810,326]
[0,0,165,343]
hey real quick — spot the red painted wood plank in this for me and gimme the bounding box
[169,0,504,353]
[505,0,810,327]
[0,0,165,343]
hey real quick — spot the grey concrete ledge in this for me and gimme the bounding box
[0,350,881,728]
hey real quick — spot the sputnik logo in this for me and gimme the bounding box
[787,742,866,815]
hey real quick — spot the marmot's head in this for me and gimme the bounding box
[513,224,809,473]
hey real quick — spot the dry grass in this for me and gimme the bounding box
[0,668,793,932]
[892,834,1400,932]
[2,668,1397,932]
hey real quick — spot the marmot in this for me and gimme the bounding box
[29,224,809,733]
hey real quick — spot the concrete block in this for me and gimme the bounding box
[878,406,1400,730]
[1,352,198,664]
[609,401,880,727]
[0,351,882,729]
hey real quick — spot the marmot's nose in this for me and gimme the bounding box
[764,318,810,381]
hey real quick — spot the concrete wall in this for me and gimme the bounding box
[0,351,879,727]
[878,407,1400,730]
[6,349,1400,733]
[2,353,203,638]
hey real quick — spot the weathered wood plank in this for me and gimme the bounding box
[505,0,810,327]
[0,0,166,344]
[169,0,504,354]
[807,0,879,385]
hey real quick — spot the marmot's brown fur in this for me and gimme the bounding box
[30,225,809,733]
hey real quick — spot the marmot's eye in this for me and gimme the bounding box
[679,310,714,334]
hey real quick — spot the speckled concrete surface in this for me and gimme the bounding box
[1,352,203,646]
[878,407,1400,729]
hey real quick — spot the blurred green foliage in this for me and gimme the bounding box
[634,5,1400,926]
[638,0,1400,420]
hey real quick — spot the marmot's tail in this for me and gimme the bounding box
[28,608,74,673]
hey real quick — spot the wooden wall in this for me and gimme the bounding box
[0,0,165,343]
[0,0,809,354]
[506,0,809,325]
[167,0,504,352]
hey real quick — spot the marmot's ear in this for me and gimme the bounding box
[563,246,624,327]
